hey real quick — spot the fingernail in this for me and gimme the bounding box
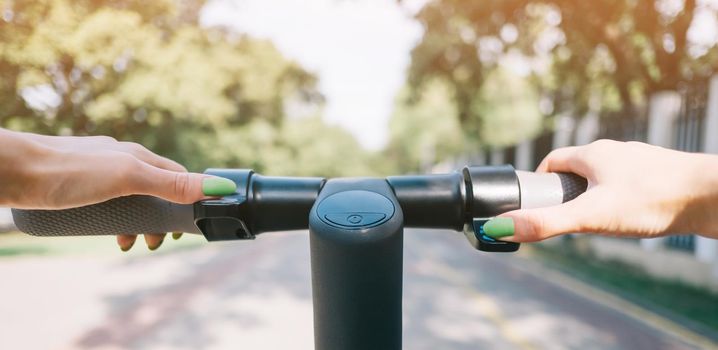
[202,177,237,196]
[120,240,134,252]
[172,232,183,240]
[148,238,164,251]
[483,217,515,238]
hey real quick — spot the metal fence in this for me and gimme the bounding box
[598,110,648,142]
[503,145,516,167]
[674,80,709,153]
[531,131,554,170]
[664,80,709,251]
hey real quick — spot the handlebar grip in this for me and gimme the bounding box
[516,171,588,209]
[12,195,199,237]
[556,173,589,202]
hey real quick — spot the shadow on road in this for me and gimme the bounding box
[75,233,314,350]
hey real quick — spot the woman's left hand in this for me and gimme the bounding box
[0,129,236,251]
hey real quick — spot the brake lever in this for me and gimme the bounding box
[464,218,520,252]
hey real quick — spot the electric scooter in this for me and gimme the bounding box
[12,165,587,350]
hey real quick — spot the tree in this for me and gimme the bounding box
[387,80,466,172]
[0,0,375,176]
[404,0,718,139]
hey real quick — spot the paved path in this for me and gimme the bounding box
[0,230,714,349]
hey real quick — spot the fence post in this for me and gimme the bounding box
[515,139,533,170]
[574,111,600,145]
[642,91,682,251]
[696,75,718,265]
[489,147,505,165]
[553,113,576,149]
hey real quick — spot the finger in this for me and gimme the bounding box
[72,138,187,172]
[130,164,236,204]
[144,233,166,251]
[536,146,590,177]
[140,153,186,173]
[118,142,187,172]
[493,195,596,242]
[117,234,137,252]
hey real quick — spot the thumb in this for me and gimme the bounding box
[132,166,237,204]
[488,196,593,242]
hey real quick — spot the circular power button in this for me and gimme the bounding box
[317,190,395,229]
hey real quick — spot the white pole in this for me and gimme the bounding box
[553,113,576,149]
[574,111,600,146]
[696,76,718,263]
[642,90,682,251]
[489,147,505,165]
[515,139,534,171]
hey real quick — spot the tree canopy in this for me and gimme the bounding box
[0,0,378,176]
[404,0,718,135]
[384,0,718,171]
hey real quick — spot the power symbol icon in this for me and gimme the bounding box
[347,215,363,224]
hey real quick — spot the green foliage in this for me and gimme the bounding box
[478,68,542,146]
[387,80,468,172]
[0,0,373,176]
[403,0,718,141]
[387,69,543,172]
[184,117,381,177]
[387,0,718,171]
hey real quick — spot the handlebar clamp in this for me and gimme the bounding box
[462,165,521,252]
[194,169,255,241]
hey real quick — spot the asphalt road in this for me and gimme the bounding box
[0,229,714,350]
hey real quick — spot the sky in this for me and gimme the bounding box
[200,0,426,150]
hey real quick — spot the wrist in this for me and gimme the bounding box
[683,153,718,238]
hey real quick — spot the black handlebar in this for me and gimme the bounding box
[11,165,587,252]
[10,164,589,350]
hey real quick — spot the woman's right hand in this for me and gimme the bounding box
[483,140,718,242]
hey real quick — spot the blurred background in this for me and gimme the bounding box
[1,0,718,349]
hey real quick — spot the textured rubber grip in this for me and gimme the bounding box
[557,173,588,203]
[11,195,199,237]
[516,171,588,209]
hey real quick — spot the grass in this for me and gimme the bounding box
[0,245,48,257]
[530,241,718,335]
[0,231,207,258]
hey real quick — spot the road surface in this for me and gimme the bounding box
[0,229,714,349]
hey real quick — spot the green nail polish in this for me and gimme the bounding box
[172,232,183,240]
[483,217,515,238]
[202,177,237,196]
